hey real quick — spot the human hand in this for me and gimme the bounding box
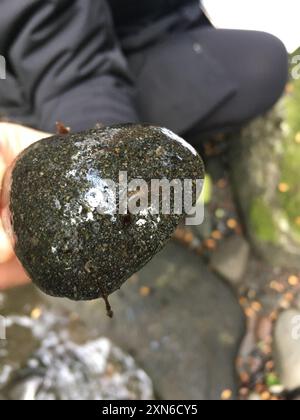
[0,122,51,290]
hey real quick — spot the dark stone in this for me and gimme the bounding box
[8,125,204,302]
[54,242,246,400]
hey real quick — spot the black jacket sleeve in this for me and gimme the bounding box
[0,0,139,132]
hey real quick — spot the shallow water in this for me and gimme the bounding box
[0,286,153,400]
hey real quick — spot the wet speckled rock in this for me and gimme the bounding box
[6,124,204,304]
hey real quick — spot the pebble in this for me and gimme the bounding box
[210,235,250,286]
[274,309,300,391]
[7,125,204,303]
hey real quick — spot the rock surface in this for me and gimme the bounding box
[274,309,300,391]
[6,124,204,301]
[51,241,245,400]
[229,73,300,269]
[210,235,250,286]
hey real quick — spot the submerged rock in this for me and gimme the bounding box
[3,124,204,306]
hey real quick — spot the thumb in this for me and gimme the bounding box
[0,223,14,263]
[0,156,14,263]
[0,155,5,188]
[0,257,30,290]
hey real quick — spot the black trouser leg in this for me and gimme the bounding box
[188,27,288,136]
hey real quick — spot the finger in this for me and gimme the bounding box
[0,221,14,263]
[0,257,30,290]
[0,122,51,165]
[0,155,5,186]
[11,124,50,156]
[0,122,14,164]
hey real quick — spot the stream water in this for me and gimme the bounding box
[0,286,153,400]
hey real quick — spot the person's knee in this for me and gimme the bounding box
[249,31,288,113]
[199,28,288,123]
